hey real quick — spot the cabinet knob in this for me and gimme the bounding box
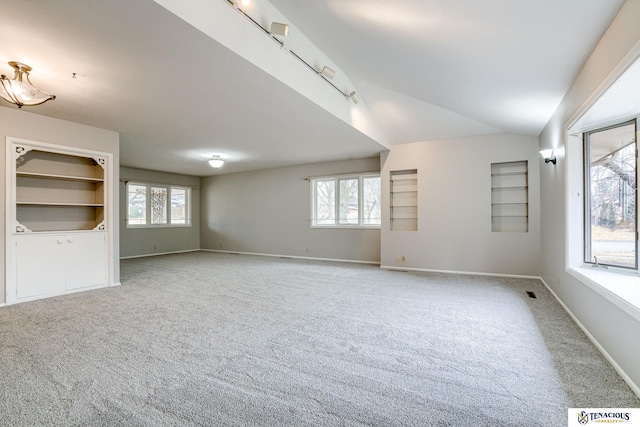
[57,240,64,244]
[68,239,74,243]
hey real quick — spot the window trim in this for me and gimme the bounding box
[582,119,638,271]
[310,173,381,229]
[126,181,193,229]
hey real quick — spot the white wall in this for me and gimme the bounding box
[119,167,200,258]
[200,157,381,263]
[0,106,120,304]
[381,133,541,276]
[539,0,640,394]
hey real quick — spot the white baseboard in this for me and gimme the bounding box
[380,265,541,280]
[200,249,380,265]
[540,277,640,399]
[120,249,200,260]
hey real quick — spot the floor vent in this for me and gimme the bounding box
[526,291,537,299]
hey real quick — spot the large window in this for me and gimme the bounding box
[127,182,192,228]
[583,120,637,269]
[311,174,381,227]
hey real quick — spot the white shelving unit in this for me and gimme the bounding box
[491,161,528,232]
[5,137,113,305]
[390,169,418,231]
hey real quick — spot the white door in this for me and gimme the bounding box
[15,234,66,299]
[65,232,107,290]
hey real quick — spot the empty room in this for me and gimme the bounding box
[1,0,639,425]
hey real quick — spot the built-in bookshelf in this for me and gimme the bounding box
[390,169,418,231]
[491,161,528,232]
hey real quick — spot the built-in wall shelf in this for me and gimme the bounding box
[390,169,418,231]
[5,137,113,306]
[16,171,104,183]
[491,161,528,232]
[13,147,106,232]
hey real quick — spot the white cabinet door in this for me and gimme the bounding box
[65,232,107,290]
[15,235,66,299]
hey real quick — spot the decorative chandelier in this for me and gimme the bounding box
[0,62,56,108]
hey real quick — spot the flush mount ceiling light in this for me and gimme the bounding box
[270,22,289,37]
[320,66,336,80]
[208,155,225,168]
[0,62,56,108]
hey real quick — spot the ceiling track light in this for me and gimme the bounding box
[270,22,289,37]
[320,66,335,80]
[0,62,56,108]
[224,0,359,104]
[208,155,225,168]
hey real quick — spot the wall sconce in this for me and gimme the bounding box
[0,62,56,108]
[540,149,556,165]
[208,155,225,168]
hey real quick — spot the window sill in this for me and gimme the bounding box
[126,224,192,229]
[567,266,640,322]
[310,225,381,230]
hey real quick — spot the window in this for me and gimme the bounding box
[126,182,192,228]
[311,174,381,227]
[583,120,637,269]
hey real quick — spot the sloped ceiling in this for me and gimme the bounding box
[0,0,626,176]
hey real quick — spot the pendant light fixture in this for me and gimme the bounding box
[0,62,56,108]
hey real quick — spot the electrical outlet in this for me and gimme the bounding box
[305,247,309,253]
[153,245,157,250]
[220,242,223,248]
[396,255,406,262]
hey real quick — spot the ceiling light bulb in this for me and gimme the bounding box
[241,0,250,6]
[208,155,224,168]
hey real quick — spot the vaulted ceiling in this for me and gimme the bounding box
[0,0,625,175]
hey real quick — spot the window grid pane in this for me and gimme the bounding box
[339,178,359,225]
[171,188,187,224]
[128,184,147,225]
[585,122,637,269]
[363,177,381,225]
[150,186,168,225]
[315,180,336,225]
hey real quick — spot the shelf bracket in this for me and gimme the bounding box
[93,157,106,170]
[15,221,32,233]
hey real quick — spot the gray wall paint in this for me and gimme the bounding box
[200,157,381,262]
[381,133,541,276]
[0,107,120,304]
[120,167,200,258]
[539,1,640,393]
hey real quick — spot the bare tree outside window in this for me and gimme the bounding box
[585,121,637,269]
[128,184,146,225]
[151,187,168,225]
[312,175,380,227]
[363,177,381,225]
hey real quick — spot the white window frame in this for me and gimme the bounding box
[310,173,381,229]
[582,119,637,271]
[126,181,192,228]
